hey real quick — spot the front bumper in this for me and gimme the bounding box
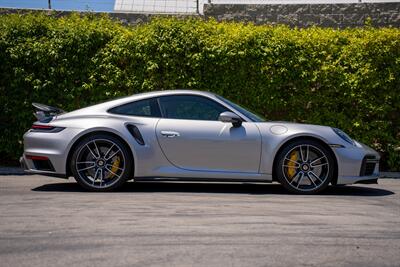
[334,142,380,185]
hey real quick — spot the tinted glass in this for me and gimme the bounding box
[159,95,228,121]
[109,98,161,117]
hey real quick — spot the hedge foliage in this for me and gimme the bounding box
[0,13,399,170]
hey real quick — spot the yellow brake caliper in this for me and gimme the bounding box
[106,156,120,179]
[287,151,298,180]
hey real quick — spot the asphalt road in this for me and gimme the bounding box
[0,175,399,267]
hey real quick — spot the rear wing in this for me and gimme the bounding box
[32,103,65,122]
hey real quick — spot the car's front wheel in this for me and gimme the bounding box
[275,139,335,194]
[70,134,133,191]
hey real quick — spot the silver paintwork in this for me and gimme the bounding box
[21,90,380,185]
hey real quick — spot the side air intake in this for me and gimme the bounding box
[126,124,145,145]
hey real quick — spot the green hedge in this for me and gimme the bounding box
[1,13,399,170]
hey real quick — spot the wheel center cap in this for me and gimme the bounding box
[97,160,105,167]
[302,164,309,171]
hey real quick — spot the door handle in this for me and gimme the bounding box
[160,131,180,138]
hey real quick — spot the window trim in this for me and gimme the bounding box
[156,97,165,118]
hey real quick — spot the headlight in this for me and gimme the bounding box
[332,128,355,146]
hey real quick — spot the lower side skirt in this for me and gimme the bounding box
[134,177,272,183]
[355,178,378,184]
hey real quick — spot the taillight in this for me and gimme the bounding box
[32,124,54,130]
[31,124,65,133]
[26,155,49,161]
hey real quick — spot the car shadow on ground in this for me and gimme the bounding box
[32,181,395,196]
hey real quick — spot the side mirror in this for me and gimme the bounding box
[218,111,242,128]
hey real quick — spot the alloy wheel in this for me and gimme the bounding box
[282,144,330,192]
[75,139,126,189]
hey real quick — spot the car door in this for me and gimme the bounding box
[155,95,262,173]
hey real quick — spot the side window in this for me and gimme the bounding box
[109,98,161,117]
[158,95,228,121]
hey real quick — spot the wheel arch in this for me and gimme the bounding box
[271,135,338,185]
[65,130,135,178]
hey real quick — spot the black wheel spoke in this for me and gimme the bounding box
[86,144,99,159]
[77,164,96,172]
[307,173,317,187]
[296,172,305,188]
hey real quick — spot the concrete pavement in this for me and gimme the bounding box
[0,175,399,267]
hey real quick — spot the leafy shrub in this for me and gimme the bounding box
[0,13,399,170]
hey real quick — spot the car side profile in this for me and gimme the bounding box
[20,90,380,194]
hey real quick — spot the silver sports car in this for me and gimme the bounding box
[20,90,380,194]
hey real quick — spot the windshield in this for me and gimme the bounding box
[215,95,266,122]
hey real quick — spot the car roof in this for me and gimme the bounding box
[124,90,216,100]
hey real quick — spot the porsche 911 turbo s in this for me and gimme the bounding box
[20,90,380,194]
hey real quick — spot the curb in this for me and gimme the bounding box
[1,167,400,178]
[0,167,27,175]
[380,172,400,179]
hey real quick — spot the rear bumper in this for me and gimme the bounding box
[22,127,84,177]
[20,156,67,179]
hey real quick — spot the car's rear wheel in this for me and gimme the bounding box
[70,134,133,191]
[275,139,335,194]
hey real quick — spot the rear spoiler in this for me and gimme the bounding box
[32,103,65,122]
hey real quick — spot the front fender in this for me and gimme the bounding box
[256,123,346,175]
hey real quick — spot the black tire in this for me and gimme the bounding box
[70,133,133,192]
[275,139,335,194]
